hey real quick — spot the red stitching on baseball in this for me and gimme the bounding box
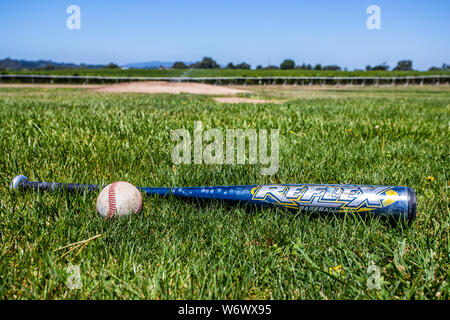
[108,182,119,219]
[134,191,143,214]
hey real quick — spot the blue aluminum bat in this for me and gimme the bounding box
[11,175,416,221]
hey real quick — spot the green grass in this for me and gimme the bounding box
[0,86,448,299]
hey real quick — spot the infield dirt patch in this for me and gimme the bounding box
[94,81,247,95]
[213,97,284,104]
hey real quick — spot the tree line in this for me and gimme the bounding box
[172,57,450,72]
[1,57,449,72]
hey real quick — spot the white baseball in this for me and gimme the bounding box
[96,181,143,219]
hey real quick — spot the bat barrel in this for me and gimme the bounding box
[150,184,417,221]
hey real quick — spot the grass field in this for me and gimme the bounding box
[0,85,448,299]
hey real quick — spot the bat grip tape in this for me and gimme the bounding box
[11,175,99,193]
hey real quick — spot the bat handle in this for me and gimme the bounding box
[10,175,100,193]
[11,175,29,189]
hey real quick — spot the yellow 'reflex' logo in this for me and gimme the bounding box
[251,185,398,213]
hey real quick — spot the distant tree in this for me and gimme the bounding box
[323,65,341,71]
[429,64,450,71]
[296,63,312,70]
[265,65,279,70]
[191,57,220,69]
[172,61,188,69]
[256,65,263,70]
[104,63,119,69]
[365,65,372,71]
[235,62,251,69]
[393,60,413,71]
[43,64,56,70]
[314,64,322,70]
[280,59,295,70]
[0,58,21,70]
[226,62,236,69]
[372,63,389,71]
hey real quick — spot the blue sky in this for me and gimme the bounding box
[0,0,448,70]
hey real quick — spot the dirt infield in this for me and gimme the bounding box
[93,81,247,95]
[213,97,284,104]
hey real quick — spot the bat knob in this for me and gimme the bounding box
[11,175,28,190]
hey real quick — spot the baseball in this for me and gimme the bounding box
[96,181,143,219]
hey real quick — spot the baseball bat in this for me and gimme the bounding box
[10,175,416,221]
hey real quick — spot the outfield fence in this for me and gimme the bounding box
[0,74,449,86]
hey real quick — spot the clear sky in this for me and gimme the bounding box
[0,0,448,70]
